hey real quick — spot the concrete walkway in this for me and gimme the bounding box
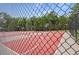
[0,43,18,55]
[55,32,79,55]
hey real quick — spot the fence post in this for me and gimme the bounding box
[76,10,79,42]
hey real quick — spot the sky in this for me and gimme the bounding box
[0,3,74,18]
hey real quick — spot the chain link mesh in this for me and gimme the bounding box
[0,3,79,55]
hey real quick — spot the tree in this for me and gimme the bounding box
[70,4,79,19]
[45,11,59,30]
[15,17,27,31]
[58,15,71,29]
[0,12,13,31]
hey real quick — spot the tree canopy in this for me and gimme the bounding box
[0,4,79,31]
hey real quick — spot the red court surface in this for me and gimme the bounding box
[1,31,64,55]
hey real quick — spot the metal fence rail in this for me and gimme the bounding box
[0,3,79,55]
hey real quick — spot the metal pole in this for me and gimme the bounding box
[75,10,79,42]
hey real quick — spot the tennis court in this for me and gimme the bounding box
[0,31,64,55]
[0,3,79,55]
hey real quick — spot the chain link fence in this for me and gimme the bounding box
[0,3,79,55]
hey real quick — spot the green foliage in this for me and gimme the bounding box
[0,4,79,31]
